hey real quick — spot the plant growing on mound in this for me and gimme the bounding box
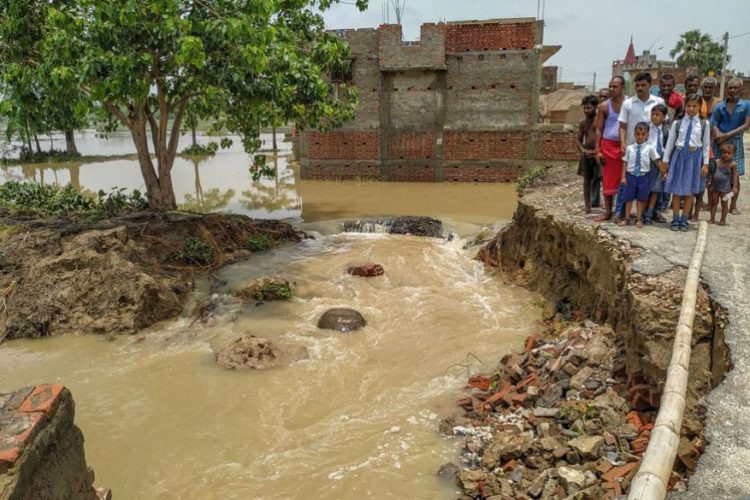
[174,237,214,266]
[180,142,219,157]
[244,234,273,252]
[516,166,549,196]
[95,188,147,217]
[0,181,95,214]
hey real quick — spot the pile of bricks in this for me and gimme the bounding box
[438,321,704,499]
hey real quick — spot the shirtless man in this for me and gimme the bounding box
[593,76,625,221]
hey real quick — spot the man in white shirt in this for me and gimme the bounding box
[614,72,665,219]
[619,72,666,151]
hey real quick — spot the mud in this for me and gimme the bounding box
[0,211,301,342]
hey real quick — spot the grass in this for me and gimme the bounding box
[516,166,549,196]
[173,237,214,266]
[244,234,273,252]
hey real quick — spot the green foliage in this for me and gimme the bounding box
[95,188,147,217]
[516,166,548,196]
[36,0,369,209]
[180,142,219,157]
[174,237,214,266]
[670,30,726,76]
[0,0,89,153]
[244,234,273,252]
[0,181,96,214]
[12,148,82,164]
[253,280,292,301]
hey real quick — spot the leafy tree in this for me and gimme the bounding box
[670,30,726,76]
[0,0,89,156]
[41,0,367,210]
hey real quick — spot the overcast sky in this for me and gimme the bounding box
[322,0,750,89]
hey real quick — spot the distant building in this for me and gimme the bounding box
[294,18,578,182]
[612,37,697,92]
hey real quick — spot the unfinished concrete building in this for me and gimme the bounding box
[295,17,577,182]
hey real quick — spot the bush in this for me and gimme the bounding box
[0,181,96,214]
[244,234,273,252]
[14,148,82,164]
[95,188,147,217]
[180,142,219,156]
[174,237,214,266]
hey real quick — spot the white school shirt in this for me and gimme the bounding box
[622,143,657,175]
[647,124,666,158]
[662,115,711,165]
[618,94,665,145]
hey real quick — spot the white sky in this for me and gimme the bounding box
[322,0,750,88]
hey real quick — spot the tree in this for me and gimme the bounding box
[0,0,89,156]
[670,30,726,76]
[41,0,367,210]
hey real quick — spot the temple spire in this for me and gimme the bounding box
[624,35,637,65]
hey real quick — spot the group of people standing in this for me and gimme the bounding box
[576,73,749,229]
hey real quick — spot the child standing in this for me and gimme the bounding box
[663,94,711,231]
[576,95,600,213]
[620,122,658,228]
[708,142,740,225]
[643,104,669,224]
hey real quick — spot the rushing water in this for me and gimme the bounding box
[0,132,537,499]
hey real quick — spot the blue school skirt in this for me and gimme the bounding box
[666,149,703,196]
[648,161,664,193]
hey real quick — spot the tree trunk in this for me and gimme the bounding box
[64,129,78,155]
[33,133,42,154]
[191,123,197,147]
[131,118,176,211]
[272,126,278,152]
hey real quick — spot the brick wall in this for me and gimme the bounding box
[443,163,524,182]
[379,23,446,70]
[302,163,381,180]
[444,131,529,160]
[306,131,380,160]
[388,132,436,159]
[387,164,436,182]
[536,130,579,160]
[445,21,536,52]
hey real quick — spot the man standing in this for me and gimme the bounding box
[598,88,610,103]
[658,74,684,120]
[617,72,665,219]
[594,76,625,221]
[712,77,750,214]
[685,75,700,96]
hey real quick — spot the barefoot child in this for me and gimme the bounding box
[708,142,740,225]
[663,94,711,231]
[643,104,669,224]
[620,122,657,228]
[577,95,600,213]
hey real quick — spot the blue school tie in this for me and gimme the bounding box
[656,131,664,157]
[679,118,693,161]
[634,144,642,176]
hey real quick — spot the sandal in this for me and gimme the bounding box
[635,220,644,228]
[679,216,690,232]
[670,217,680,231]
[616,218,628,226]
[594,214,612,222]
[653,213,667,223]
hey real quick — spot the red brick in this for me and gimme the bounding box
[446,22,537,52]
[19,384,64,415]
[306,131,380,160]
[444,131,529,160]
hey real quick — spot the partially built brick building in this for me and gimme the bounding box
[295,17,577,182]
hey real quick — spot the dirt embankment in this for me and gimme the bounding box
[478,167,728,421]
[442,166,731,498]
[0,212,301,342]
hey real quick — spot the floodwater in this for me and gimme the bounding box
[0,131,537,499]
[0,130,518,233]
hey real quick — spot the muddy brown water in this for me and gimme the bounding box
[0,132,538,499]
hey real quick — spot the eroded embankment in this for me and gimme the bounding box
[446,166,731,497]
[478,169,728,428]
[0,212,301,342]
